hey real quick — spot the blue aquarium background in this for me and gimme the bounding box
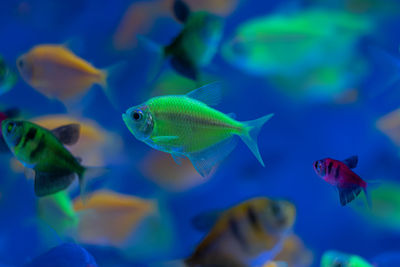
[1,0,400,266]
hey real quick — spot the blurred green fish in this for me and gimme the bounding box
[0,56,17,95]
[1,120,102,197]
[123,83,273,177]
[221,9,371,76]
[321,251,372,267]
[140,0,224,81]
[354,182,400,231]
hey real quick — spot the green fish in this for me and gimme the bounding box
[141,0,224,80]
[0,56,17,95]
[122,83,273,177]
[321,251,373,267]
[221,9,371,76]
[1,120,99,197]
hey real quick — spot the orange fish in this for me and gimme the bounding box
[17,44,113,103]
[73,190,156,246]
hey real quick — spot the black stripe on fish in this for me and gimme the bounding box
[158,111,241,130]
[247,206,260,231]
[327,161,333,174]
[228,218,247,250]
[22,128,37,148]
[30,135,45,160]
[335,166,340,178]
[14,136,22,147]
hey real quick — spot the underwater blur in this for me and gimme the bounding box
[1,0,400,266]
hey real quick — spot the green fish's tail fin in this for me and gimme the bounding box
[240,113,274,167]
[79,166,108,202]
[99,62,127,112]
[137,34,166,84]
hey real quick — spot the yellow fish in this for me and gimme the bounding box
[17,44,112,102]
[73,190,156,246]
[186,197,296,267]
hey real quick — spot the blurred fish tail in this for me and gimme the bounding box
[137,34,166,83]
[368,46,400,98]
[240,113,274,166]
[100,62,126,111]
[79,166,108,201]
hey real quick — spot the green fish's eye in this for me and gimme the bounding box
[132,110,143,121]
[271,201,281,217]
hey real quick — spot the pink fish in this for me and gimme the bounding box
[313,156,371,207]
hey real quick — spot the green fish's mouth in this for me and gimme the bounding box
[122,113,137,138]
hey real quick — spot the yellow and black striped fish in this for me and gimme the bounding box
[185,197,296,267]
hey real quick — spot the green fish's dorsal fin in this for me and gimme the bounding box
[173,0,191,24]
[186,82,222,106]
[171,153,185,165]
[343,155,358,169]
[170,56,198,81]
[51,123,80,146]
[34,170,76,197]
[192,210,223,232]
[188,136,237,177]
[227,113,236,119]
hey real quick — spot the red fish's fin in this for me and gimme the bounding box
[342,155,358,169]
[362,187,372,210]
[338,185,362,206]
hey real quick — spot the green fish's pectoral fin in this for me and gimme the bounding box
[192,209,223,232]
[188,136,237,177]
[173,0,191,23]
[170,56,198,81]
[171,153,185,165]
[51,123,80,145]
[34,170,76,197]
[152,136,179,145]
[240,113,274,167]
[186,82,221,106]
[343,155,358,169]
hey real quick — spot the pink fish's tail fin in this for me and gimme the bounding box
[362,187,372,210]
[363,180,381,210]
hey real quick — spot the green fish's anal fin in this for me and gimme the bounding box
[192,209,223,232]
[51,123,81,146]
[188,136,237,177]
[171,153,185,165]
[241,113,274,167]
[34,170,76,197]
[152,136,179,144]
[186,81,222,106]
[171,56,198,81]
[173,0,191,24]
